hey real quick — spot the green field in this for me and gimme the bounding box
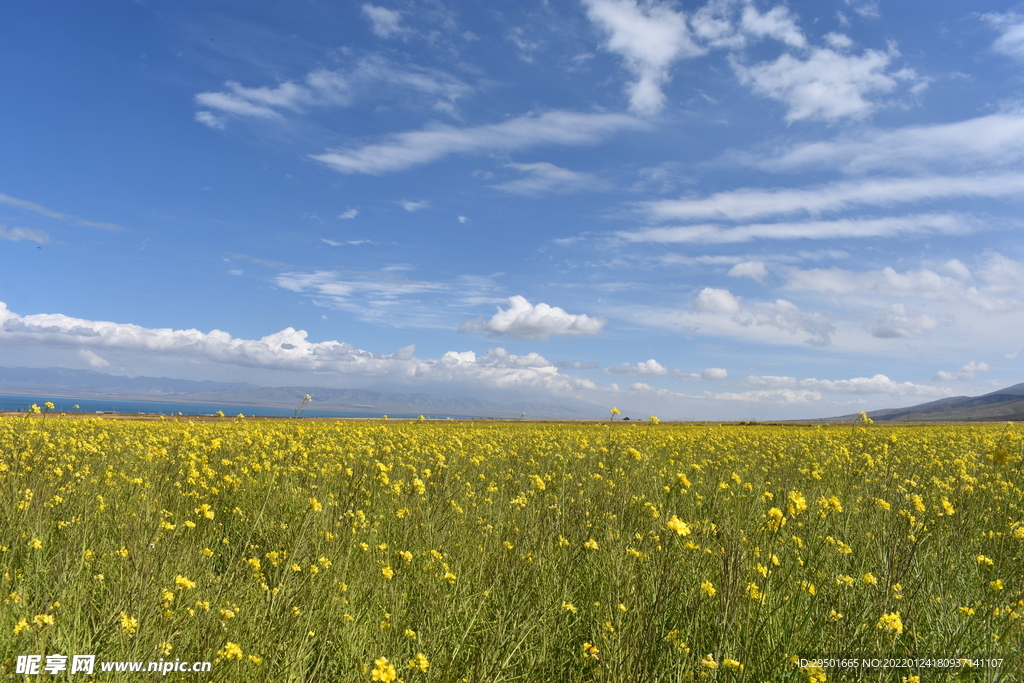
[2,417,1022,681]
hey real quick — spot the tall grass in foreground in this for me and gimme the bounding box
[1,418,1022,682]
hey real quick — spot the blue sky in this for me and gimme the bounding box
[2,0,1024,419]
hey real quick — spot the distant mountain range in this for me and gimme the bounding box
[828,382,1024,422]
[0,365,603,419]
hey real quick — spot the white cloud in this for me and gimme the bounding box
[824,32,853,49]
[194,58,469,127]
[194,91,286,119]
[746,299,834,347]
[868,305,938,339]
[0,192,124,231]
[692,287,741,314]
[362,4,405,38]
[629,382,654,391]
[0,226,49,244]
[733,46,904,121]
[556,360,600,369]
[711,388,822,403]
[740,4,805,48]
[728,261,768,281]
[782,262,1018,312]
[711,373,952,405]
[0,301,599,396]
[673,367,728,380]
[617,214,967,244]
[758,111,1024,174]
[845,0,879,19]
[459,295,606,340]
[641,174,1024,223]
[338,209,359,219]
[275,270,448,325]
[458,215,468,223]
[984,13,1024,60]
[194,111,226,129]
[78,349,109,368]
[582,0,704,115]
[606,359,668,375]
[311,110,643,174]
[490,162,602,195]
[400,200,429,212]
[742,373,949,396]
[933,361,989,381]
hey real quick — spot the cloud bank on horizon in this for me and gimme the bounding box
[1,0,1023,419]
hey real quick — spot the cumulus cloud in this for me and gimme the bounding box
[583,0,703,115]
[78,349,109,368]
[459,296,607,340]
[745,299,835,347]
[311,110,643,175]
[728,261,768,281]
[362,4,405,38]
[400,200,429,212]
[742,373,950,396]
[490,162,602,195]
[739,4,805,48]
[673,367,728,380]
[691,287,741,314]
[0,301,599,396]
[733,46,911,121]
[933,361,989,381]
[869,304,938,339]
[338,209,359,219]
[606,359,668,375]
[629,382,654,391]
[556,360,600,369]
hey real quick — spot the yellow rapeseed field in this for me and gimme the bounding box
[1,416,1022,681]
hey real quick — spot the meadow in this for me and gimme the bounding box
[1,416,1022,682]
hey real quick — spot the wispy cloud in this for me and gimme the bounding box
[982,12,1024,60]
[362,4,405,38]
[311,110,643,174]
[0,226,50,244]
[490,162,603,195]
[0,192,125,231]
[753,111,1024,174]
[460,295,606,340]
[194,57,470,127]
[642,174,1024,222]
[338,209,359,219]
[617,214,967,244]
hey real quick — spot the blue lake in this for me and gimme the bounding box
[0,393,452,419]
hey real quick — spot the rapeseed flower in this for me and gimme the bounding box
[372,657,397,682]
[877,612,903,636]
